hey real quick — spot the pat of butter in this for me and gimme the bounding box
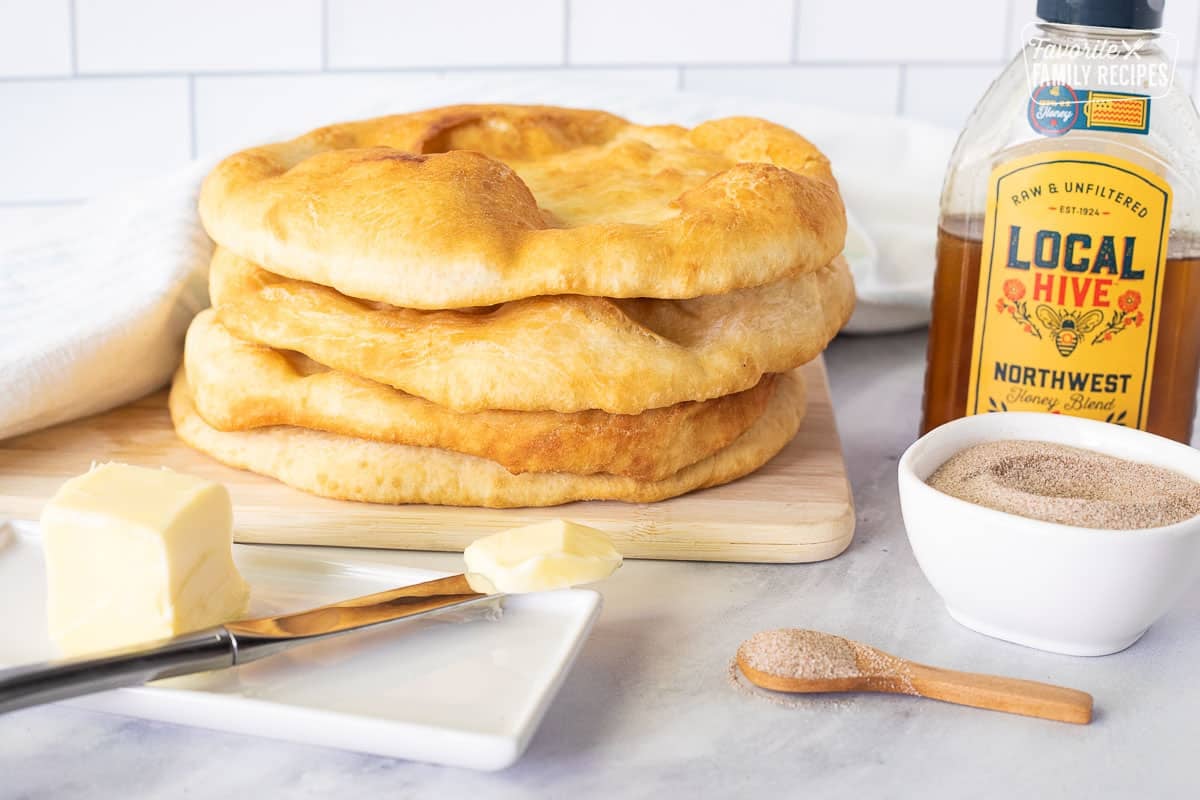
[464,519,622,594]
[41,463,250,656]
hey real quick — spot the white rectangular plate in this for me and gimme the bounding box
[0,521,601,770]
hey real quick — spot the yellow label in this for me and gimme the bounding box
[965,151,1172,428]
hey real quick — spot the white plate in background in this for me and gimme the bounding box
[840,208,936,335]
[0,521,601,770]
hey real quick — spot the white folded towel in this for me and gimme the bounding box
[0,79,955,440]
[0,162,213,440]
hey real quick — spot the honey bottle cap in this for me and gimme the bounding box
[1036,0,1164,30]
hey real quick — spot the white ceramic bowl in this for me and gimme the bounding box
[898,412,1200,656]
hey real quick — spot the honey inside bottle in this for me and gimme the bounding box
[923,218,1200,442]
[920,3,1200,443]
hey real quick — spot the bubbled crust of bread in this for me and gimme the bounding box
[198,104,846,309]
[209,250,854,414]
[169,366,806,509]
[185,310,776,481]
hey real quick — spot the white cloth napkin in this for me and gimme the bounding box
[0,79,956,440]
[0,162,213,440]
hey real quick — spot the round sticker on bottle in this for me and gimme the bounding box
[1028,83,1080,137]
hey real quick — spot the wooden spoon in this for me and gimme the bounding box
[736,629,1092,724]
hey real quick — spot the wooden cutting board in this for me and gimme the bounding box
[0,358,853,563]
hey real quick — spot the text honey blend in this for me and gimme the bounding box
[923,0,1200,442]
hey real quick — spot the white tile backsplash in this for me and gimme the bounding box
[1007,3,1039,53]
[901,65,1001,128]
[683,66,902,114]
[1180,63,1196,94]
[0,0,72,77]
[195,68,684,158]
[0,78,190,203]
[439,68,681,92]
[327,0,565,68]
[75,0,323,73]
[797,0,1009,63]
[1,0,1198,204]
[1159,0,1200,68]
[569,0,794,65]
[195,72,443,158]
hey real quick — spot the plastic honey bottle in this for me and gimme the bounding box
[922,0,1200,442]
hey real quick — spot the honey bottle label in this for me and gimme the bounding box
[965,151,1172,428]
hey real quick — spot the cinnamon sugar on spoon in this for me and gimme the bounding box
[734,628,1093,724]
[736,629,915,693]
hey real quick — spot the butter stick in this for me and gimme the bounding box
[464,519,622,594]
[41,463,250,656]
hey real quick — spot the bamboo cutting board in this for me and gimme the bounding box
[0,358,853,563]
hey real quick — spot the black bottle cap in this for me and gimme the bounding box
[1036,0,1164,29]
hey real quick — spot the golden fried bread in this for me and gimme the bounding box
[198,104,845,309]
[185,310,776,481]
[169,366,806,508]
[209,249,854,414]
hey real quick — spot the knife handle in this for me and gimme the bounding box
[0,627,235,715]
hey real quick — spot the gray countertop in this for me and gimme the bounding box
[4,331,1197,799]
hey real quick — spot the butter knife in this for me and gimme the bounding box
[0,574,490,715]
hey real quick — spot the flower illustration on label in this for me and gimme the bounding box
[995,279,1042,339]
[992,274,1148,354]
[1118,290,1141,312]
[1091,290,1145,344]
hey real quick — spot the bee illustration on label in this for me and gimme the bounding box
[1034,306,1105,357]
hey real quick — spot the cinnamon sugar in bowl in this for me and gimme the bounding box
[899,412,1200,656]
[926,440,1200,530]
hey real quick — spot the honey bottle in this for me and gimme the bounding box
[922,0,1200,443]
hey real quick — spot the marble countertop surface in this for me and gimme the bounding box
[4,330,1197,799]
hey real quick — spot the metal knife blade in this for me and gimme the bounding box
[0,574,493,715]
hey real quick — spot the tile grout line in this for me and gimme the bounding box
[0,59,1033,83]
[321,0,330,71]
[562,0,570,65]
[1192,10,1200,94]
[791,0,801,63]
[1003,0,1017,55]
[67,0,79,75]
[0,199,82,208]
[187,75,197,159]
